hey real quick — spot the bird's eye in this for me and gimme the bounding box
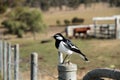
[56,36,63,40]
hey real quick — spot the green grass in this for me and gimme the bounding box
[9,38,120,72]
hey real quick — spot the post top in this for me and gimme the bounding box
[58,63,77,71]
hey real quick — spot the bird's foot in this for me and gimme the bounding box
[62,59,72,64]
[66,59,71,65]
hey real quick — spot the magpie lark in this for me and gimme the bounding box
[53,33,89,64]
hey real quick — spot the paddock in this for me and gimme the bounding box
[66,24,94,38]
[93,15,120,39]
[66,15,120,39]
[0,40,120,80]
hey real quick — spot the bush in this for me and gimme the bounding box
[0,5,7,14]
[64,19,70,26]
[56,20,61,26]
[2,7,47,38]
[72,17,84,24]
[17,29,24,38]
[2,20,26,33]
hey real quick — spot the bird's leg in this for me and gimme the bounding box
[67,54,72,64]
[62,54,69,64]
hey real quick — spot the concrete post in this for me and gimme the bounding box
[7,43,12,80]
[14,44,19,80]
[116,18,120,39]
[31,52,38,80]
[57,51,77,80]
[3,41,7,80]
[58,63,77,80]
[0,40,3,76]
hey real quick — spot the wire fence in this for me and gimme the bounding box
[1,40,119,80]
[0,40,105,80]
[0,40,59,80]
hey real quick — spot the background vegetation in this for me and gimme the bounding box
[2,7,47,38]
[0,0,120,12]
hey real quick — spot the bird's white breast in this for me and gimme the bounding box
[58,41,73,55]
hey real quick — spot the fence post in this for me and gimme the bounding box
[31,52,38,80]
[14,44,19,80]
[58,52,77,80]
[0,40,3,76]
[3,41,7,80]
[7,43,12,80]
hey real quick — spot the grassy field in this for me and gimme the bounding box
[0,3,120,80]
[8,37,120,80]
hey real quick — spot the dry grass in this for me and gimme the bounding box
[43,3,120,25]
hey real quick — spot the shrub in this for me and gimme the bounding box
[0,5,7,14]
[64,19,70,26]
[2,7,47,38]
[17,29,24,38]
[56,20,61,26]
[2,20,26,37]
[72,17,84,24]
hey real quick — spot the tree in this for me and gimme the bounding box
[39,0,50,11]
[2,7,47,38]
[65,0,80,9]
[109,0,120,7]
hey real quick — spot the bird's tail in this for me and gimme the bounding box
[79,53,89,62]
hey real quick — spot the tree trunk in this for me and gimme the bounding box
[83,68,120,80]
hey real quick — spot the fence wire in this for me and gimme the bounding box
[0,41,75,80]
[14,58,58,80]
[19,59,68,80]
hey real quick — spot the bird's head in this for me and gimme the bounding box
[53,33,64,41]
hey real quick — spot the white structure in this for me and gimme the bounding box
[93,15,120,39]
[66,15,120,39]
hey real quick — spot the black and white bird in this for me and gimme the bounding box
[53,33,89,64]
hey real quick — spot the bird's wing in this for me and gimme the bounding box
[63,39,89,62]
[64,39,81,53]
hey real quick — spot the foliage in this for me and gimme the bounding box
[0,1,7,14]
[56,20,61,26]
[109,0,120,7]
[17,29,24,38]
[2,20,27,34]
[65,0,80,9]
[71,17,84,24]
[38,0,120,10]
[0,0,120,11]
[40,0,50,11]
[0,5,7,14]
[64,19,70,26]
[2,7,47,38]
